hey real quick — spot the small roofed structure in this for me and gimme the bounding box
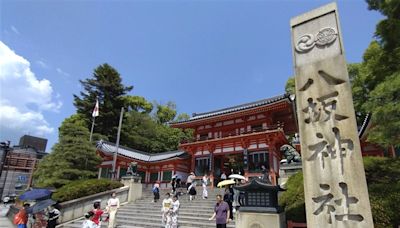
[96,140,191,184]
[234,178,284,213]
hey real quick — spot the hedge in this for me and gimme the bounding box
[52,178,124,202]
[279,157,400,228]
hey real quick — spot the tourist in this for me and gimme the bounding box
[171,178,177,194]
[220,172,227,182]
[223,186,233,220]
[82,211,96,228]
[13,203,30,228]
[175,176,182,189]
[161,193,172,226]
[232,180,240,212]
[261,165,269,182]
[186,172,195,190]
[202,174,209,199]
[153,182,160,203]
[106,192,120,228]
[91,201,104,228]
[166,195,180,228]
[209,194,230,228]
[187,182,197,201]
[46,205,60,228]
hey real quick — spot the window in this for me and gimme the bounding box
[195,157,210,176]
[138,171,146,182]
[251,124,263,132]
[150,172,159,182]
[163,171,172,181]
[119,168,127,178]
[101,168,111,178]
[248,151,269,172]
[199,134,208,141]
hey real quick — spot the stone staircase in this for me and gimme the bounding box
[60,187,236,228]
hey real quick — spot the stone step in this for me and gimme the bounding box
[130,201,216,207]
[62,220,235,228]
[119,208,214,214]
[116,214,235,225]
[123,204,216,211]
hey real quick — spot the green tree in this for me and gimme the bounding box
[348,1,400,146]
[285,76,295,95]
[120,111,193,153]
[175,113,191,122]
[154,102,177,124]
[33,114,102,188]
[73,63,133,142]
[124,95,153,113]
[279,157,400,227]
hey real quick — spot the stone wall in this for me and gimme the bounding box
[58,186,129,223]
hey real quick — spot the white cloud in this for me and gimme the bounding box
[56,68,70,77]
[0,41,62,140]
[11,26,20,35]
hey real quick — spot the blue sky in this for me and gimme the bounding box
[0,0,383,151]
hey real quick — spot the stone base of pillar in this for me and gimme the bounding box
[121,175,142,203]
[235,211,286,228]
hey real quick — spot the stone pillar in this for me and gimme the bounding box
[121,176,142,203]
[98,167,102,179]
[290,3,373,227]
[236,212,286,228]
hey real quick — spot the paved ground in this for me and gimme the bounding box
[0,204,14,228]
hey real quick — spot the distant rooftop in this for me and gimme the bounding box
[19,135,48,152]
[171,94,290,124]
[96,140,187,162]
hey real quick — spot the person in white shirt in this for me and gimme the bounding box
[161,193,173,226]
[202,174,209,199]
[220,172,227,181]
[106,192,120,228]
[82,211,96,228]
[186,172,196,190]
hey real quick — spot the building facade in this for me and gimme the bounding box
[0,135,48,200]
[96,94,389,185]
[170,94,297,184]
[96,141,191,184]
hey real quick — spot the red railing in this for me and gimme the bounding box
[287,220,307,228]
[180,123,284,144]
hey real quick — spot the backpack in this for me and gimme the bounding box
[152,186,159,193]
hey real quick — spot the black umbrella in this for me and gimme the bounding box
[28,199,56,214]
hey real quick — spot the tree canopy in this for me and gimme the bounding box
[33,114,101,188]
[279,157,400,227]
[284,1,400,147]
[350,1,400,146]
[73,63,133,142]
[73,63,192,152]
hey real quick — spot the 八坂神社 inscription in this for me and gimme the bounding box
[291,3,373,227]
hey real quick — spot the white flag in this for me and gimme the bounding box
[92,99,99,117]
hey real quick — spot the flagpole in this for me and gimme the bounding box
[89,117,95,142]
[90,99,99,142]
[112,107,124,180]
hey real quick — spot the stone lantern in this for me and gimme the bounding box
[234,178,286,228]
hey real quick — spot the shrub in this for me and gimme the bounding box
[279,172,306,222]
[52,179,124,202]
[279,157,400,227]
